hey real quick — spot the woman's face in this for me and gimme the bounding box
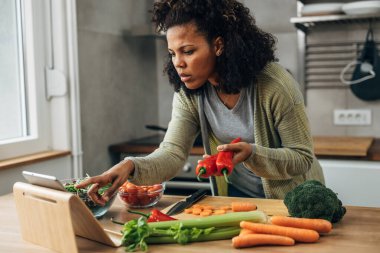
[167,22,221,89]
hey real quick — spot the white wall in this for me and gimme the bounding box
[243,0,298,76]
[77,0,159,175]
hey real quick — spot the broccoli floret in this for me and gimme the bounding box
[284,180,346,223]
[332,199,346,223]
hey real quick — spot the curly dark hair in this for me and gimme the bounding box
[151,0,277,95]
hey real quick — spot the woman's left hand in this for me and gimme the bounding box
[217,141,253,164]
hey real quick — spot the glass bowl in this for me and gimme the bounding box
[61,178,116,219]
[118,181,165,208]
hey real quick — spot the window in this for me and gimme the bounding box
[0,0,26,141]
[0,0,50,160]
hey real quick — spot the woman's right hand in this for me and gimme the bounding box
[75,159,135,206]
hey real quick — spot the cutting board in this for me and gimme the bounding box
[313,136,374,156]
[163,196,289,219]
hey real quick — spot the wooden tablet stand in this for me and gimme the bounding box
[13,182,122,253]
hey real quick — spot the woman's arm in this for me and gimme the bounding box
[76,92,200,205]
[244,101,314,180]
[230,65,315,180]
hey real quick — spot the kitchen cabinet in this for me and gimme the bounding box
[320,159,380,207]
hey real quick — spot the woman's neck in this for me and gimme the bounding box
[214,87,241,109]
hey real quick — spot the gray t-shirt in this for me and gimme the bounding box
[203,84,265,198]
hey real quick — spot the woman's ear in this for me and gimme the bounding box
[214,36,224,56]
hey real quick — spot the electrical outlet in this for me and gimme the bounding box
[334,109,372,126]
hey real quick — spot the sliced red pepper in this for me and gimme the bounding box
[148,209,177,222]
[216,137,242,183]
[127,209,177,222]
[195,154,218,181]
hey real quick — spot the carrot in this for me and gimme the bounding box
[231,202,257,212]
[239,228,255,236]
[219,205,231,210]
[240,221,319,243]
[232,234,295,248]
[184,208,193,214]
[271,216,332,234]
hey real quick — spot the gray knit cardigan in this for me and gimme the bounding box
[128,62,325,199]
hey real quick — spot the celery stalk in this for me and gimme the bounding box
[146,227,241,244]
[147,210,267,230]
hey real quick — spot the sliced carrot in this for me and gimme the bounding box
[239,228,255,236]
[202,205,214,210]
[213,209,227,215]
[192,208,202,215]
[192,204,202,209]
[240,221,319,243]
[231,202,257,212]
[232,234,295,248]
[270,216,332,234]
[200,210,212,216]
[184,208,193,214]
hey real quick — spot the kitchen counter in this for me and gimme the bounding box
[1,192,380,253]
[109,135,380,162]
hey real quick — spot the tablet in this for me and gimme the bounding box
[22,171,66,191]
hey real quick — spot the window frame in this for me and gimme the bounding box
[0,0,51,160]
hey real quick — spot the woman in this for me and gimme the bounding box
[77,0,324,205]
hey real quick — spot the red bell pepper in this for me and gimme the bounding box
[216,137,242,183]
[127,209,177,222]
[195,154,218,181]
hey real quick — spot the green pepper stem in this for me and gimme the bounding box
[110,217,125,225]
[196,167,206,182]
[222,169,230,184]
[127,209,150,218]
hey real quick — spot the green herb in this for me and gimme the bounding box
[122,217,150,252]
[63,176,111,196]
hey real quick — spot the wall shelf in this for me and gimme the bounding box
[291,13,380,33]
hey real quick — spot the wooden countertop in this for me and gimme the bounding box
[109,135,380,161]
[1,192,380,253]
